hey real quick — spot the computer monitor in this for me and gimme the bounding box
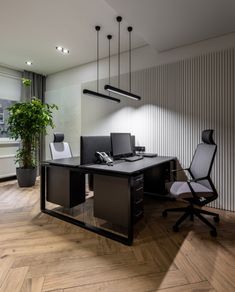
[111,133,133,158]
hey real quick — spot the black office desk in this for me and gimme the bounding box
[79,156,174,175]
[46,157,81,167]
[41,156,176,245]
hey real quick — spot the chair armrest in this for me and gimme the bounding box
[171,168,189,173]
[187,176,208,183]
[186,177,209,200]
[172,168,190,182]
[186,180,199,199]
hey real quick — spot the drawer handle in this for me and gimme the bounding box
[135,186,143,192]
[135,211,143,217]
[135,177,143,182]
[135,198,143,204]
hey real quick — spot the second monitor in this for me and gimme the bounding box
[111,132,143,162]
[111,133,133,159]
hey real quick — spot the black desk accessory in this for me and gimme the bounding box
[142,153,158,158]
[125,156,143,162]
[134,146,158,158]
[134,146,145,152]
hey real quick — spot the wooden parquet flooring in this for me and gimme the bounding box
[0,179,235,292]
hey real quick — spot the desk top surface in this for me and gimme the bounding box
[43,156,176,175]
[43,157,81,167]
[80,156,175,174]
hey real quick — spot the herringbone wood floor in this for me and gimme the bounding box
[0,179,235,292]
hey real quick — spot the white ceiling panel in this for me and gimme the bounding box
[0,0,234,75]
[0,0,146,75]
[105,0,235,51]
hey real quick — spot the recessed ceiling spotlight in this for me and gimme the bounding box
[25,61,32,66]
[56,46,69,54]
[63,48,69,54]
[56,46,63,52]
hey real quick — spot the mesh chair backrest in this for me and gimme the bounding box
[49,142,72,160]
[189,143,217,189]
[49,133,72,160]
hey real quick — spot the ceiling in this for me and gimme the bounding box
[105,0,235,51]
[0,0,146,75]
[0,0,234,75]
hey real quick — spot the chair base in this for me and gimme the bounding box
[162,205,219,237]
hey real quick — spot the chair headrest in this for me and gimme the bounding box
[202,129,215,145]
[53,133,64,143]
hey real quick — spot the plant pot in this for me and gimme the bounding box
[16,167,37,187]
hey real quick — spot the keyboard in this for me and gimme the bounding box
[125,156,143,162]
[112,160,125,165]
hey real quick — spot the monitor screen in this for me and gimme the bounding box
[111,133,133,158]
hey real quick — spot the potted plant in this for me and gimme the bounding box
[7,78,58,187]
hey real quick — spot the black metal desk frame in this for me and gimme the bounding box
[40,157,176,246]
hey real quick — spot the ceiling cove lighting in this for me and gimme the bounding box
[56,46,69,54]
[25,61,32,66]
[83,26,120,103]
[104,17,141,101]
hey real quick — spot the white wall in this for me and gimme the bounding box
[45,32,235,158]
[45,33,235,211]
[0,66,22,178]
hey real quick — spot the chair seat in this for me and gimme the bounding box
[168,181,213,199]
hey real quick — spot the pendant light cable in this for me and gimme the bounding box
[83,25,120,103]
[128,26,133,92]
[104,17,141,101]
[107,34,112,95]
[116,16,122,88]
[95,26,101,92]
[107,35,112,85]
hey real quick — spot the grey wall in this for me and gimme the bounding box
[82,47,235,212]
[0,67,21,178]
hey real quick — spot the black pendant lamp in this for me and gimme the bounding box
[104,17,141,101]
[107,34,112,95]
[83,26,120,103]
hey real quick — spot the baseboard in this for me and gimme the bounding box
[0,175,17,182]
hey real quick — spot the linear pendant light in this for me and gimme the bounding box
[83,26,120,103]
[104,17,141,101]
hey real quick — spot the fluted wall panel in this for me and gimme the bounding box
[82,48,235,211]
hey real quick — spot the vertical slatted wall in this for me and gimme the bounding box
[82,47,235,211]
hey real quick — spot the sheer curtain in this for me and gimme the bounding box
[21,70,46,102]
[21,71,46,171]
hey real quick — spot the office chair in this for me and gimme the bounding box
[162,129,219,237]
[49,133,72,160]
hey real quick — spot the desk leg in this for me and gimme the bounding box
[172,159,177,181]
[40,164,46,211]
[127,204,134,245]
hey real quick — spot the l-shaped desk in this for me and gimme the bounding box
[41,156,176,245]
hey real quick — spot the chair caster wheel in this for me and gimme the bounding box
[173,225,179,232]
[162,211,167,217]
[213,216,220,223]
[210,229,217,237]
